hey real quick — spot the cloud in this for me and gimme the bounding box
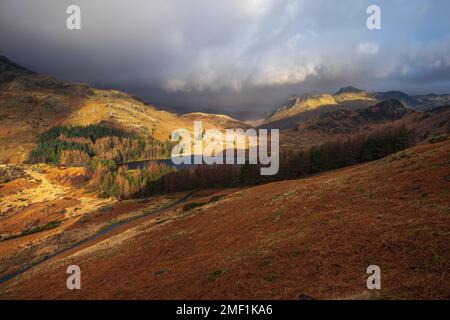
[0,0,450,112]
[357,42,380,55]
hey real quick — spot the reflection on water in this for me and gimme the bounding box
[125,156,242,170]
[125,158,187,170]
[125,156,206,170]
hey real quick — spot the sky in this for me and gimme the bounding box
[1,0,450,116]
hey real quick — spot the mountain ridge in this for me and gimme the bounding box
[0,55,36,82]
[0,56,248,163]
[334,86,366,95]
[304,99,411,134]
[263,86,450,129]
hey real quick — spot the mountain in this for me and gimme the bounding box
[0,56,35,82]
[334,86,365,95]
[1,58,449,300]
[263,94,338,126]
[181,112,250,128]
[373,91,419,108]
[413,93,450,111]
[262,89,377,129]
[0,56,248,163]
[157,104,267,122]
[279,101,449,152]
[359,99,411,120]
[1,139,449,299]
[262,86,450,129]
[305,99,411,134]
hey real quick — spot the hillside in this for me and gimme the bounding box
[263,92,376,129]
[279,102,450,152]
[0,140,448,299]
[262,87,450,129]
[0,162,192,281]
[304,100,411,134]
[181,112,250,129]
[0,57,248,163]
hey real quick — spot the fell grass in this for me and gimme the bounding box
[0,220,61,242]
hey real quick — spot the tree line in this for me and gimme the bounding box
[158,125,414,191]
[89,125,415,199]
[28,124,175,166]
[89,160,176,199]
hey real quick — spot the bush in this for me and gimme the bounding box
[183,202,205,212]
[429,135,448,144]
[0,220,61,242]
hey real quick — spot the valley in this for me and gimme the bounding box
[0,140,448,299]
[0,56,449,300]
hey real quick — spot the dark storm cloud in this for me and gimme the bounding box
[1,0,449,114]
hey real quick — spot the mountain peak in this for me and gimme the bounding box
[373,90,418,107]
[360,99,410,121]
[0,55,35,81]
[335,86,365,95]
[0,55,13,64]
[0,55,31,71]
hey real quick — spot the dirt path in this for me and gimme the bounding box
[0,166,113,224]
[25,168,67,201]
[0,191,193,286]
[0,167,66,222]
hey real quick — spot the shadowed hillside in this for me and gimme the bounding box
[0,140,448,299]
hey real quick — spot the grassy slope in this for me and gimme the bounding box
[0,164,188,279]
[280,106,450,153]
[0,73,248,164]
[264,92,377,125]
[1,140,449,299]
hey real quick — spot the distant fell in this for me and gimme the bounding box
[334,86,365,95]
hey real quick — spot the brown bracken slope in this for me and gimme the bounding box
[0,141,449,300]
